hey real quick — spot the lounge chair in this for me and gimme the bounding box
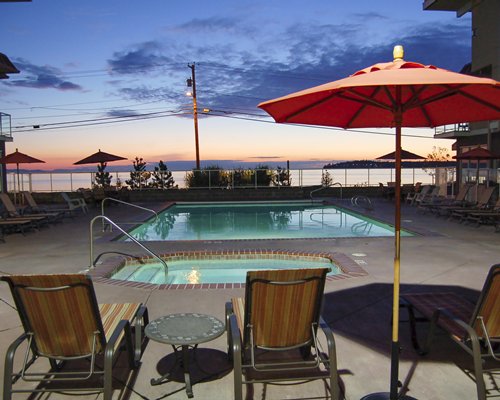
[464,198,500,226]
[225,268,339,400]
[0,193,52,227]
[405,182,422,204]
[1,273,149,400]
[0,218,35,237]
[401,264,500,400]
[417,183,473,214]
[61,192,88,214]
[22,191,70,217]
[414,185,439,207]
[447,186,495,222]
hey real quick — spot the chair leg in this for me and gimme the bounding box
[320,318,340,400]
[456,321,488,400]
[229,314,243,400]
[470,334,487,400]
[4,334,30,400]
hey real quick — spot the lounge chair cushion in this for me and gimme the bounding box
[99,303,142,346]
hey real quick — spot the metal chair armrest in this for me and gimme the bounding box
[134,305,149,362]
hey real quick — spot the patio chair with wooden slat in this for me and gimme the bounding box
[225,268,339,400]
[401,264,500,400]
[61,192,88,214]
[1,273,149,400]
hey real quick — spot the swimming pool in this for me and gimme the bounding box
[111,254,341,285]
[125,201,412,241]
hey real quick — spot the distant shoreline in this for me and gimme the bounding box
[324,160,455,169]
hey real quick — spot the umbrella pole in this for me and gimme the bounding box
[390,122,402,400]
[16,163,20,205]
[361,116,416,400]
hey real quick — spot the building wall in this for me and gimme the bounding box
[471,0,500,80]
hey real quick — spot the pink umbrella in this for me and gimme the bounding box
[259,45,500,400]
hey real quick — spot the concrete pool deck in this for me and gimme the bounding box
[0,198,499,399]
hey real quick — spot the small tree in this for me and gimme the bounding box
[151,161,176,189]
[321,169,333,187]
[94,162,112,187]
[424,146,452,184]
[273,165,291,186]
[126,157,149,189]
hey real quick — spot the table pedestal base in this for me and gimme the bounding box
[150,344,195,398]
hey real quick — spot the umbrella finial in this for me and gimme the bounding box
[393,45,404,62]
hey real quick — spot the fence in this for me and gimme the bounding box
[4,167,456,193]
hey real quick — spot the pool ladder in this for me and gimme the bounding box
[350,195,373,211]
[100,197,158,231]
[89,215,168,279]
[310,182,342,202]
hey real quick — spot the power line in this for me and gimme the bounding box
[12,111,189,133]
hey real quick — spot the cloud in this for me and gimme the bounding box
[106,109,142,117]
[109,18,471,118]
[172,16,244,34]
[248,156,283,159]
[107,41,173,75]
[117,85,185,106]
[2,58,82,91]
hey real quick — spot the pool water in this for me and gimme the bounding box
[125,201,412,241]
[111,256,340,285]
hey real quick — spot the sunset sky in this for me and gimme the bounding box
[1,1,470,171]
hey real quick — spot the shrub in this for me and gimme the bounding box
[185,165,230,188]
[254,164,273,187]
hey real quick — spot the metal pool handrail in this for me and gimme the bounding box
[310,182,343,202]
[101,197,158,230]
[89,215,168,278]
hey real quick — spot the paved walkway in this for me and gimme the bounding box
[0,198,499,399]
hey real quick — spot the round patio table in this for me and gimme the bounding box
[145,313,225,398]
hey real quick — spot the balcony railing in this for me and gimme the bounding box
[434,123,470,135]
[0,112,13,141]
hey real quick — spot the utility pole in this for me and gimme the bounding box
[187,63,200,170]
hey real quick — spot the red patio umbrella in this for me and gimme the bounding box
[453,147,499,161]
[259,45,500,400]
[376,149,425,160]
[0,148,45,203]
[73,149,127,165]
[74,149,127,187]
